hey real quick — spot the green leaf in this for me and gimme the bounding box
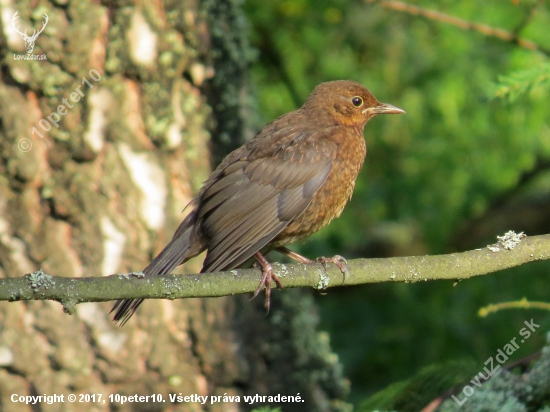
[493,63,550,101]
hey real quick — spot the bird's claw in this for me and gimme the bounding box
[315,255,349,282]
[251,253,284,313]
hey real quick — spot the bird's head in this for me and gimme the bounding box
[303,80,405,127]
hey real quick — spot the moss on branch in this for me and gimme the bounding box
[1,233,549,310]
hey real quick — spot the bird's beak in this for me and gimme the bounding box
[364,103,405,115]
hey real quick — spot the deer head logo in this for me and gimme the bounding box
[12,11,49,54]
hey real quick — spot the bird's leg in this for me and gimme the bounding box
[276,247,350,282]
[252,251,284,312]
[275,247,314,264]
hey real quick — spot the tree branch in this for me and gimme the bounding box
[1,233,549,314]
[368,0,550,57]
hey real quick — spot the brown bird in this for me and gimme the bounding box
[111,80,404,324]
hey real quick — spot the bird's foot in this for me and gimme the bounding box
[251,252,284,313]
[276,247,349,283]
[315,255,349,281]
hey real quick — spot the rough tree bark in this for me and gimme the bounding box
[0,1,349,412]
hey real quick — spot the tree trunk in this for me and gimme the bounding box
[0,1,349,411]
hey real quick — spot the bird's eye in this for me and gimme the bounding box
[351,96,363,107]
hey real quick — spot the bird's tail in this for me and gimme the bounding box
[111,211,202,325]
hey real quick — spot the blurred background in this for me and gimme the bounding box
[243,0,550,407]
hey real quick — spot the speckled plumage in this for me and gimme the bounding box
[112,80,404,324]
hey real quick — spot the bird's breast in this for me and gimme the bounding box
[272,128,367,246]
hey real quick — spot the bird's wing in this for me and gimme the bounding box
[197,126,336,272]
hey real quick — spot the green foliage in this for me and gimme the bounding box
[356,332,550,411]
[243,0,550,407]
[493,63,550,101]
[358,360,478,412]
[437,332,550,412]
